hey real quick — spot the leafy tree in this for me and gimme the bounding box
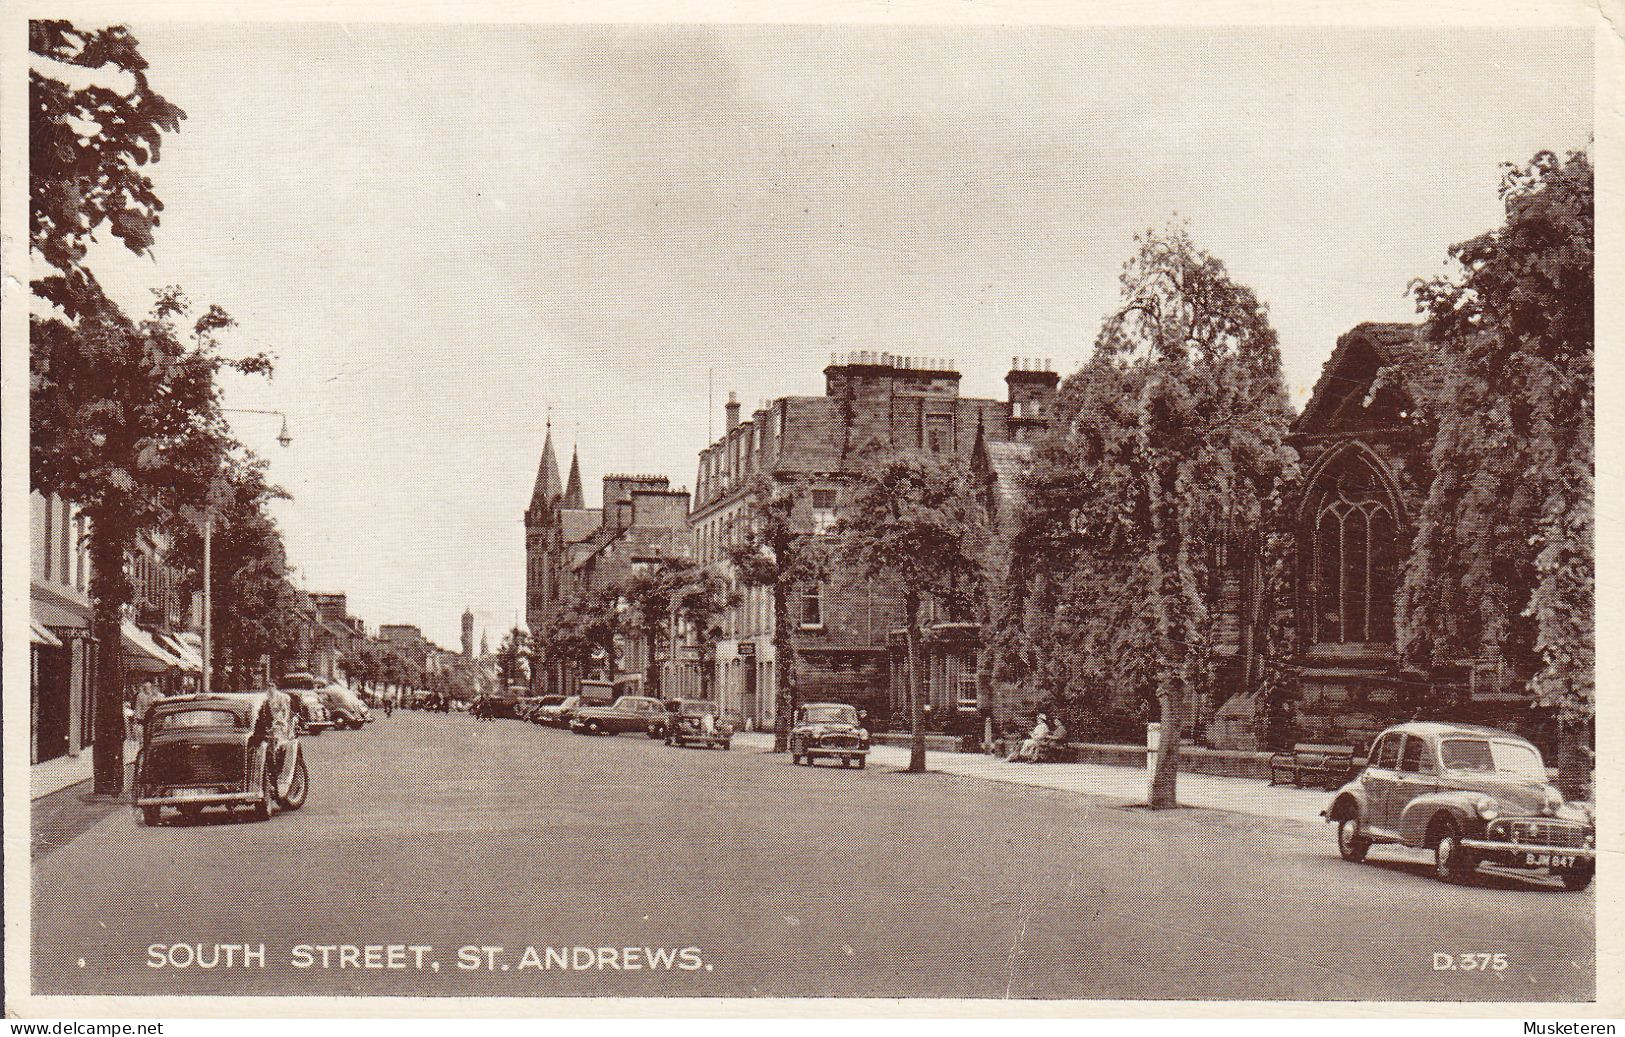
[538,587,620,684]
[1002,223,1295,807]
[33,289,261,793]
[623,563,682,696]
[1396,148,1593,794]
[496,626,532,689]
[168,452,303,690]
[30,21,262,794]
[672,565,734,701]
[623,558,733,698]
[727,475,830,751]
[836,456,987,772]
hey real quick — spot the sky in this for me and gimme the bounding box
[83,23,1592,649]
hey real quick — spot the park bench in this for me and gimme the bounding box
[1269,742,1361,789]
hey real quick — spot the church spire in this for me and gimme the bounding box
[528,415,563,513]
[562,446,584,510]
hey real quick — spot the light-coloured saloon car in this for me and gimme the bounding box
[1324,721,1593,889]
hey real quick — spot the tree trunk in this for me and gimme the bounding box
[1149,687,1182,808]
[772,583,796,752]
[88,528,130,796]
[1555,713,1593,801]
[905,591,926,773]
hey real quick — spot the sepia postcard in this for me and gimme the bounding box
[4,0,1619,1022]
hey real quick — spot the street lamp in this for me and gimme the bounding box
[199,408,292,694]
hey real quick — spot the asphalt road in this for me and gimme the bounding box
[33,711,1594,1000]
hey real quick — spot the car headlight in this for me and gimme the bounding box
[1543,785,1564,814]
[1473,795,1500,820]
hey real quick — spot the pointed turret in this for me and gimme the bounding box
[528,421,563,514]
[563,447,584,510]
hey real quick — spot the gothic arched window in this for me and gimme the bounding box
[1308,450,1399,645]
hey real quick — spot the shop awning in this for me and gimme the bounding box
[30,619,63,647]
[122,621,188,673]
[156,632,204,674]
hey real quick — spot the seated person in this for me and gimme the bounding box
[1008,713,1051,762]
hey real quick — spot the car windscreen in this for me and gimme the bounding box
[803,706,858,725]
[152,708,243,732]
[1440,738,1545,779]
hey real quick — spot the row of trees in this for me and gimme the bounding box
[579,147,1591,806]
[528,560,735,698]
[29,21,300,793]
[526,461,989,776]
[990,147,1594,805]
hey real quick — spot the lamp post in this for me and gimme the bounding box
[202,408,292,693]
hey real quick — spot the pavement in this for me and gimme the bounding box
[30,711,1594,1001]
[30,740,139,800]
[735,732,1333,822]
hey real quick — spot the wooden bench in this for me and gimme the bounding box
[1269,743,1361,789]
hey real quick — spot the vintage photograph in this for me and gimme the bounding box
[13,10,1599,1011]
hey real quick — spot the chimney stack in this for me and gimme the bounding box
[725,391,740,433]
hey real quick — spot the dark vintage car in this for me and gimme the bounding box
[1324,721,1594,889]
[789,702,870,768]
[657,699,735,749]
[133,691,308,826]
[318,684,371,729]
[289,689,332,735]
[570,695,667,735]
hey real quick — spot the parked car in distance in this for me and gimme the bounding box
[527,695,568,724]
[659,699,735,749]
[288,689,332,735]
[789,702,870,768]
[276,673,337,735]
[537,695,580,728]
[133,690,308,825]
[1324,721,1594,889]
[570,695,667,736]
[318,685,371,729]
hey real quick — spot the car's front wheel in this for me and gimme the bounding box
[141,805,162,827]
[251,754,276,822]
[278,751,309,810]
[1559,867,1594,891]
[1337,817,1370,862]
[1432,820,1474,882]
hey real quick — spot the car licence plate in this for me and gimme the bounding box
[1524,852,1577,869]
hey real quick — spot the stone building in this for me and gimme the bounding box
[524,424,691,694]
[681,353,1059,731]
[30,493,202,772]
[1196,321,1549,752]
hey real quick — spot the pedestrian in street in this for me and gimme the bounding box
[133,681,162,743]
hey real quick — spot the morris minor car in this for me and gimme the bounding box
[133,691,309,826]
[1324,721,1593,889]
[789,702,870,768]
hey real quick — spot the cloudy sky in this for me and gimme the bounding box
[86,23,1591,648]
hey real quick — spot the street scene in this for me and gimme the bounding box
[21,18,1596,1010]
[33,710,1595,1000]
